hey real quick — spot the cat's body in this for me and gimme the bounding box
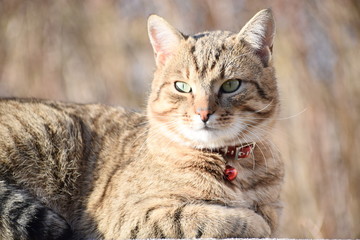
[0,9,284,240]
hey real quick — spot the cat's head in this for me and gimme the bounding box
[147,9,279,149]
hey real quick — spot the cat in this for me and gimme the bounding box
[0,8,284,240]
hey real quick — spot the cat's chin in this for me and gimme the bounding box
[180,128,251,150]
[151,120,258,149]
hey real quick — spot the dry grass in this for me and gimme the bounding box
[0,0,359,238]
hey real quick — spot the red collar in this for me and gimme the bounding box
[212,142,256,181]
[216,142,256,160]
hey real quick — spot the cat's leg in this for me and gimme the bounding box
[0,180,73,240]
[256,204,282,237]
[123,203,271,238]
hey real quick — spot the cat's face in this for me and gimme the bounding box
[147,9,279,149]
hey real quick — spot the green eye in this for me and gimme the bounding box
[175,81,192,93]
[220,79,241,93]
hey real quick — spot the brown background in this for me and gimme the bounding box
[0,0,359,238]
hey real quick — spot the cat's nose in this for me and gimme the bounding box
[196,109,213,123]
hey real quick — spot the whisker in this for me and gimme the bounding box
[242,122,281,170]
[275,108,308,120]
[244,130,269,171]
[136,120,180,153]
[233,107,307,121]
[255,99,274,113]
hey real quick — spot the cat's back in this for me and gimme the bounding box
[0,97,145,148]
[0,98,146,213]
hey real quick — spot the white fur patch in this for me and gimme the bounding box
[176,114,257,149]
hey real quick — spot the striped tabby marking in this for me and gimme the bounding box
[0,181,72,240]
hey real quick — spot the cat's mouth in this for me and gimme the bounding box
[199,125,215,131]
[203,125,212,130]
[179,125,234,149]
[177,118,254,149]
[193,125,225,135]
[191,121,219,131]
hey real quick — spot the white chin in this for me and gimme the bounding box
[181,128,244,149]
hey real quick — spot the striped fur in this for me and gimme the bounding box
[0,9,284,239]
[0,180,72,240]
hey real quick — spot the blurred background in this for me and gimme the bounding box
[0,0,359,238]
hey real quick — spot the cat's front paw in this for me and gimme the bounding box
[242,211,271,238]
[181,205,271,238]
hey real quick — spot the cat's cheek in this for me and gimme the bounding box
[148,102,178,120]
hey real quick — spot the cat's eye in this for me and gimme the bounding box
[175,81,192,93]
[220,79,241,93]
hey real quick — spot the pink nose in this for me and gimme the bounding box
[196,109,212,123]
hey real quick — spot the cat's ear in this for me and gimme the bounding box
[147,15,184,66]
[237,9,275,66]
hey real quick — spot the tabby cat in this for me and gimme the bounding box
[0,9,284,239]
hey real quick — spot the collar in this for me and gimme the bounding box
[215,142,256,182]
[216,142,256,160]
